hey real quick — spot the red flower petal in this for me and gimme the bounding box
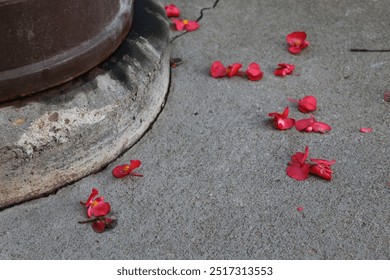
[286,163,310,180]
[295,117,315,132]
[172,18,185,31]
[309,158,335,180]
[90,197,111,217]
[246,62,263,81]
[298,95,317,113]
[210,61,227,78]
[312,121,332,133]
[268,107,295,130]
[286,147,310,180]
[92,221,106,233]
[286,32,309,54]
[226,63,242,77]
[84,188,99,207]
[274,63,295,77]
[112,164,130,178]
[184,20,200,31]
[297,207,304,212]
[384,92,390,102]
[165,4,180,17]
[112,160,143,178]
[360,127,373,133]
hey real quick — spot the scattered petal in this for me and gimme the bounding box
[92,218,117,233]
[297,207,304,212]
[384,92,390,102]
[112,160,143,179]
[286,146,310,181]
[226,63,242,78]
[286,31,310,54]
[165,4,180,17]
[295,116,331,134]
[360,127,373,133]
[268,107,295,130]
[246,62,263,81]
[172,19,199,31]
[170,58,183,68]
[80,189,111,218]
[288,95,317,113]
[274,63,295,77]
[309,158,336,180]
[210,61,227,78]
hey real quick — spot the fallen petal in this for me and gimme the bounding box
[312,121,332,133]
[210,61,227,78]
[360,127,373,133]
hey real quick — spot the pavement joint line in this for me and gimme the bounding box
[170,0,220,43]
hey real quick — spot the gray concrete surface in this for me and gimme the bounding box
[0,0,389,259]
[0,0,170,208]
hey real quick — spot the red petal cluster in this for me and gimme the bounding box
[112,160,143,178]
[165,4,180,17]
[288,95,317,113]
[80,188,111,218]
[286,147,335,181]
[172,19,199,31]
[286,31,310,54]
[295,116,332,133]
[274,63,295,77]
[268,107,295,130]
[210,61,263,81]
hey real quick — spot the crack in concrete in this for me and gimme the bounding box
[170,0,220,43]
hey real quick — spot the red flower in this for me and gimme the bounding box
[268,107,295,130]
[112,159,143,178]
[309,158,336,180]
[92,217,117,233]
[286,146,310,180]
[286,31,310,54]
[210,61,227,78]
[288,95,317,113]
[165,4,180,17]
[172,19,199,31]
[295,116,331,133]
[80,188,111,218]
[360,127,373,133]
[246,62,263,81]
[274,63,295,77]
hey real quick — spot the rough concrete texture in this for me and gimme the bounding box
[0,0,170,208]
[0,0,389,259]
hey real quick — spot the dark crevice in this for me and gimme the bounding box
[170,0,220,43]
[350,49,390,52]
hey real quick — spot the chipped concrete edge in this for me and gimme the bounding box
[0,0,170,209]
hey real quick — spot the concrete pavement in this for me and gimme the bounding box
[0,0,389,259]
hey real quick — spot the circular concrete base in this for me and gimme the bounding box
[0,0,170,208]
